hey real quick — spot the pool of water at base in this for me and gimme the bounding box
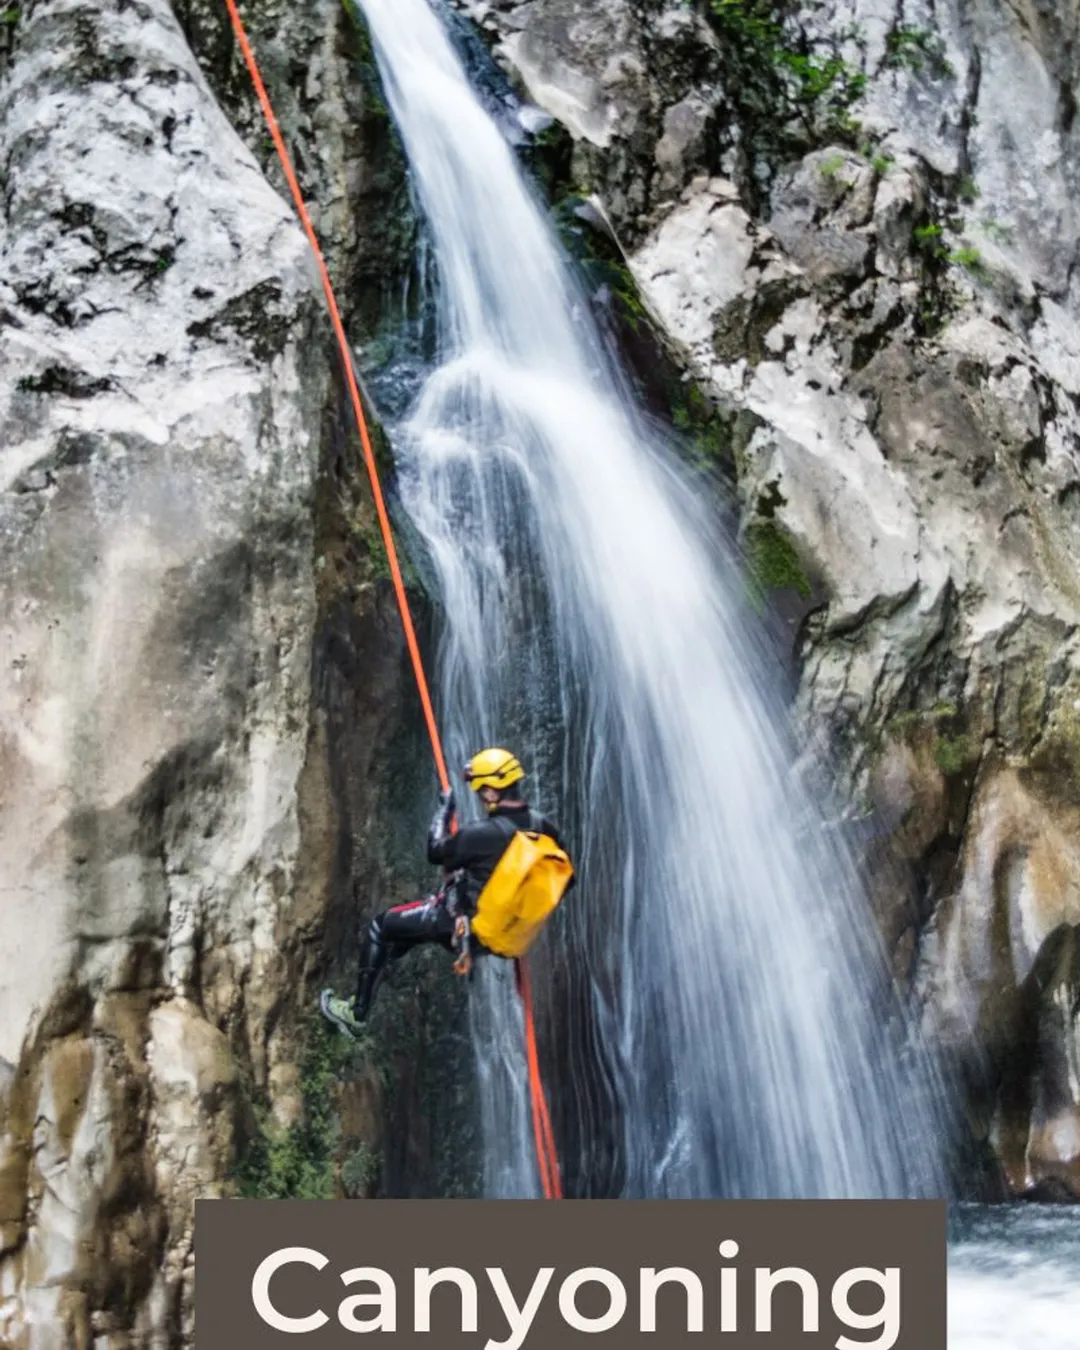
[949,1204,1080,1348]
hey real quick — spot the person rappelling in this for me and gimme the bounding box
[320,748,574,1038]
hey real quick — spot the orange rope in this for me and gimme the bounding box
[222,0,562,1199]
[222,0,448,792]
[517,957,563,1199]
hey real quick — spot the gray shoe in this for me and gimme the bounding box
[320,989,363,1040]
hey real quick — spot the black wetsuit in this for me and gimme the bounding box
[352,798,568,1016]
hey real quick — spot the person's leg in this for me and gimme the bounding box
[322,897,454,1037]
[359,896,458,1006]
[377,896,455,950]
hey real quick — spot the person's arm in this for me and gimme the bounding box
[427,794,491,872]
[427,789,458,866]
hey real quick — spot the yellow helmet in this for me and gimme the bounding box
[463,747,525,793]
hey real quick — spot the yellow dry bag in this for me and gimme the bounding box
[471,816,574,959]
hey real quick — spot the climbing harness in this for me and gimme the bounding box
[222,0,562,1200]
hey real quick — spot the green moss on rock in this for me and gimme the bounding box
[340,1141,381,1198]
[697,0,868,177]
[932,733,974,777]
[885,702,959,742]
[671,382,731,468]
[339,0,390,120]
[235,1017,369,1200]
[1024,698,1080,809]
[747,518,811,598]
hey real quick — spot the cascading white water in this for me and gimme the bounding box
[357,0,948,1198]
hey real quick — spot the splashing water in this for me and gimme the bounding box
[356,0,947,1199]
[948,1206,1080,1350]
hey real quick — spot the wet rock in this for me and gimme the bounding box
[922,770,1080,1199]
[1024,927,1080,1197]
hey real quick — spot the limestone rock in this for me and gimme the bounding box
[0,0,408,1341]
[454,0,649,147]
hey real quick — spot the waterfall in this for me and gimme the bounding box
[356,0,947,1199]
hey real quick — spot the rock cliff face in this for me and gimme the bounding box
[458,0,1080,1196]
[0,1,459,1346]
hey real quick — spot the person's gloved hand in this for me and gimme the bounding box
[428,786,457,853]
[438,786,456,835]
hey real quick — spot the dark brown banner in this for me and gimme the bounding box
[195,1199,945,1350]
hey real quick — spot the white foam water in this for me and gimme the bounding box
[949,1205,1080,1349]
